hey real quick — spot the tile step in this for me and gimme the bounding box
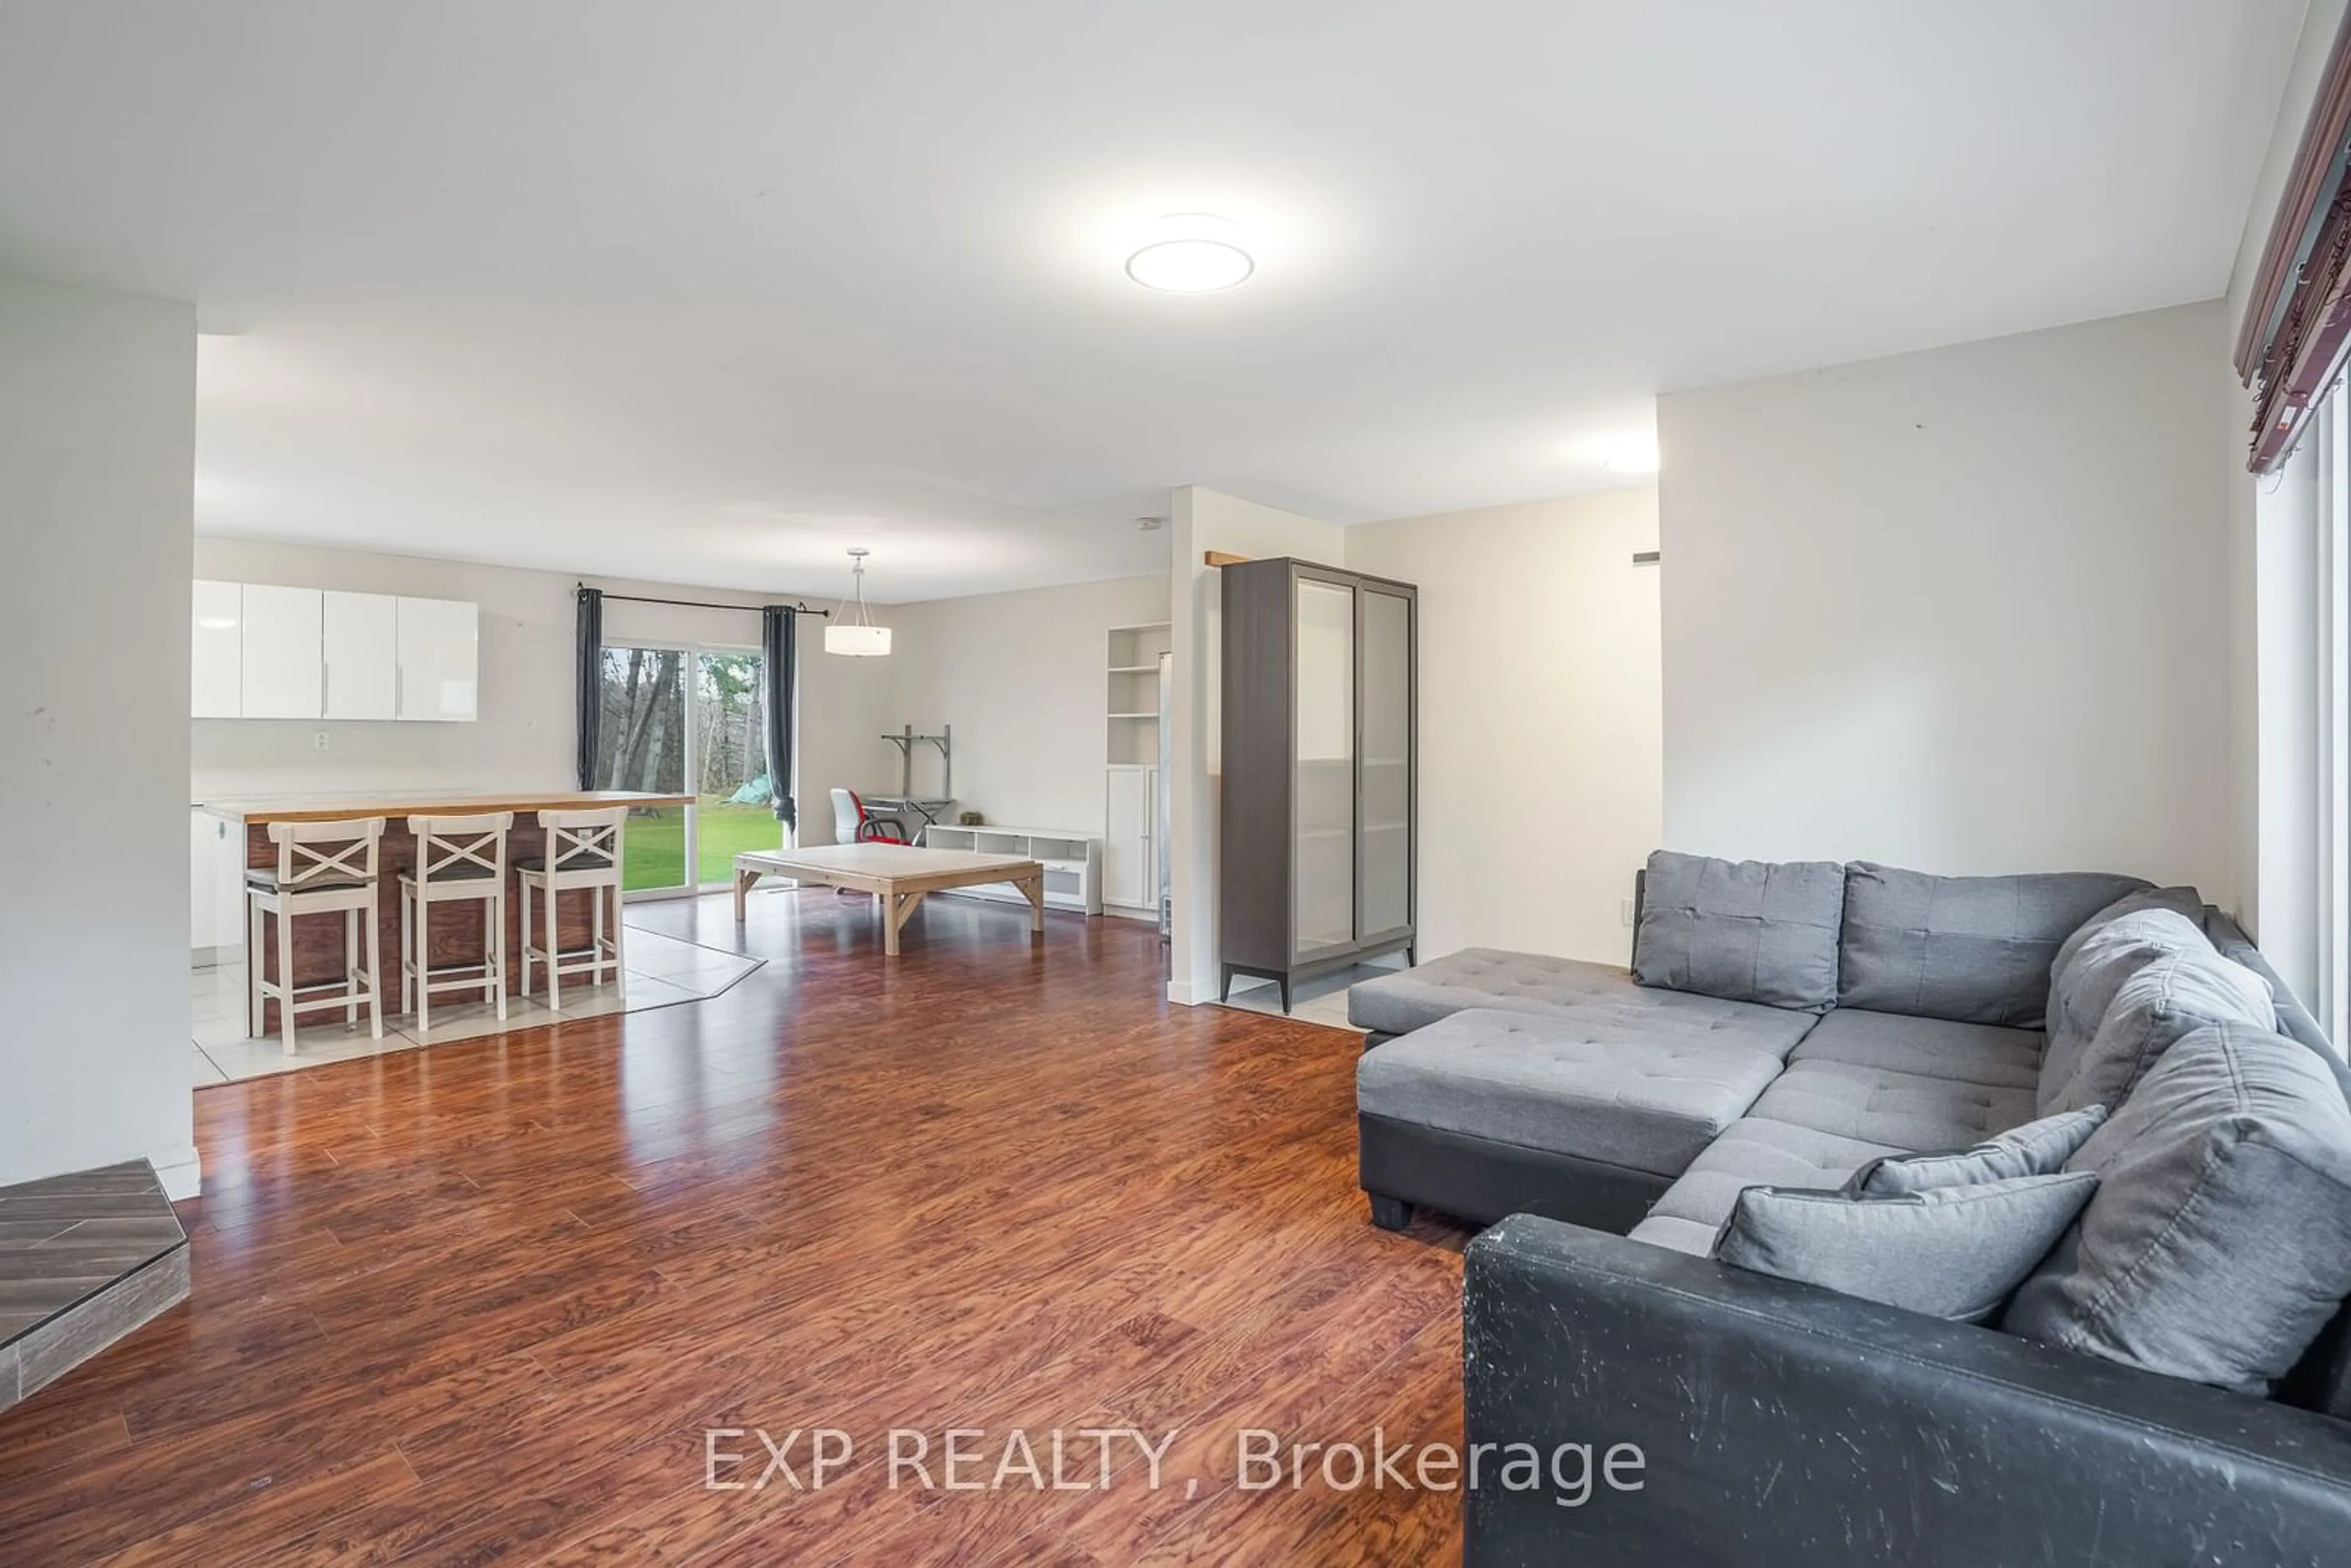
[0,1160,190,1417]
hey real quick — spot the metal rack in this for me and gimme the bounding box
[880,723,951,798]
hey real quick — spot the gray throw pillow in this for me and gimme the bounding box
[2005,1021,2351,1395]
[2047,887,2206,993]
[1850,1105,2109,1196]
[2038,945,2274,1118]
[2039,904,2211,1114]
[1837,863,2150,1027]
[1632,850,1843,1011]
[1715,1172,2100,1323]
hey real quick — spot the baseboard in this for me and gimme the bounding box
[1166,980,1204,1006]
[151,1144,203,1201]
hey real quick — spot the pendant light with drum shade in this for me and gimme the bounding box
[824,548,891,656]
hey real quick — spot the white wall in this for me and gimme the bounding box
[1658,301,2233,894]
[883,575,1168,835]
[189,538,893,846]
[1348,490,1662,965]
[0,272,199,1196]
[1166,486,1346,1002]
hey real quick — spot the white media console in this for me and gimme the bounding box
[917,824,1104,916]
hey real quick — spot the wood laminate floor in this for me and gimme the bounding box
[0,889,1473,1565]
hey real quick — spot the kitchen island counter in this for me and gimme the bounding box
[198,789,692,825]
[197,790,695,1031]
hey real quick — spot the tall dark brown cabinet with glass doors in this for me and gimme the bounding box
[1218,557,1417,1012]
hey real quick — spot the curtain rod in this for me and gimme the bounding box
[581,585,830,617]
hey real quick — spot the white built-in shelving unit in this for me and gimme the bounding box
[1104,622,1171,919]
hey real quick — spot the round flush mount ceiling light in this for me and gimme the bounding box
[1125,214,1254,293]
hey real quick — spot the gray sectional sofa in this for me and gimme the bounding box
[1349,852,2351,1566]
[1352,858,2297,1240]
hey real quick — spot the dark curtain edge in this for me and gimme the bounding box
[762,606,798,833]
[575,586,602,791]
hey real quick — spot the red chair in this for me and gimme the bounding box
[831,788,907,844]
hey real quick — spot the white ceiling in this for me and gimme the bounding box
[0,1,2309,601]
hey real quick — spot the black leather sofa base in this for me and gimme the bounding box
[1356,1113,1672,1235]
[1462,1214,2351,1567]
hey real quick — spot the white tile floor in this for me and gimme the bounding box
[189,926,762,1083]
[1215,955,1408,1032]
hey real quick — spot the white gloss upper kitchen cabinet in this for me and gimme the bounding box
[396,596,479,721]
[191,580,243,718]
[322,590,399,720]
[191,580,479,721]
[238,584,324,719]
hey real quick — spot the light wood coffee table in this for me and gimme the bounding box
[732,843,1048,956]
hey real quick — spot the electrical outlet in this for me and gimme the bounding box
[312,730,330,752]
[1620,897,1637,928]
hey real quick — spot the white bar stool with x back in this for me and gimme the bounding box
[517,806,628,1012]
[399,811,514,1034]
[247,816,388,1056]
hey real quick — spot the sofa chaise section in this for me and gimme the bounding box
[1356,1008,1798,1233]
[1346,947,1818,1049]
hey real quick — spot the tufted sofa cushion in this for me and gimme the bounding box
[2041,903,2211,1100]
[1790,1008,2046,1090]
[1633,850,1846,1011]
[1346,948,1819,1058]
[1837,862,2151,1027]
[1746,1059,2038,1151]
[1630,1116,1905,1255]
[1357,1008,1791,1178]
[2037,941,2276,1117]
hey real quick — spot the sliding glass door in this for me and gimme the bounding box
[691,650,774,888]
[595,646,689,893]
[594,642,782,895]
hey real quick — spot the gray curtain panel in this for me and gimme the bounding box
[761,605,798,833]
[574,585,602,791]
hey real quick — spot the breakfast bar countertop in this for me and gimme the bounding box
[195,789,697,825]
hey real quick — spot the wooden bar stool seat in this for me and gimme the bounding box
[517,807,628,1013]
[247,816,388,1056]
[398,812,514,1035]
